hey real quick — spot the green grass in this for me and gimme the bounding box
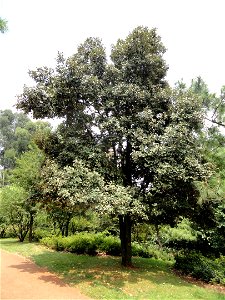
[1,238,224,300]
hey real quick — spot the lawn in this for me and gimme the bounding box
[1,238,224,300]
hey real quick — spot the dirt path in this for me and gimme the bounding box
[0,250,91,300]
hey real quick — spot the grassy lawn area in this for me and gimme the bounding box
[1,238,224,300]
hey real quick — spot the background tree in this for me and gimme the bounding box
[190,77,225,128]
[0,17,8,33]
[0,185,30,242]
[10,145,45,241]
[0,109,51,186]
[175,77,225,255]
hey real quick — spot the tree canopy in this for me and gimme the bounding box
[0,110,51,186]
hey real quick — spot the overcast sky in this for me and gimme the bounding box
[1,0,225,112]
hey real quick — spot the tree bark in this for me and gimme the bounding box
[28,212,34,242]
[119,215,132,266]
[65,217,70,237]
[205,117,225,128]
[155,224,162,249]
[119,135,133,266]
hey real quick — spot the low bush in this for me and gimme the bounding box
[41,236,61,250]
[41,233,175,261]
[147,244,175,262]
[42,234,97,255]
[132,242,152,258]
[64,234,97,255]
[174,251,225,285]
[41,233,124,257]
[33,228,54,241]
[98,235,121,256]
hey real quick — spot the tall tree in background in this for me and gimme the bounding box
[0,17,7,33]
[17,27,210,266]
[0,185,30,242]
[190,77,225,128]
[188,78,225,253]
[10,145,45,241]
[0,109,51,185]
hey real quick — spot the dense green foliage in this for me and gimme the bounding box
[41,233,174,261]
[0,185,29,241]
[41,233,121,256]
[175,252,225,285]
[0,17,7,33]
[0,109,51,186]
[0,112,48,241]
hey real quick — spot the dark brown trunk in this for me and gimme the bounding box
[28,213,34,242]
[65,218,70,237]
[119,134,133,266]
[61,225,65,237]
[155,224,162,249]
[119,215,132,266]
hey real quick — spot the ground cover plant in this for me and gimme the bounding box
[1,238,225,300]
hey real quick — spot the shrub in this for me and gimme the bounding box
[132,242,152,258]
[41,236,59,250]
[41,233,119,255]
[41,233,98,255]
[33,228,53,241]
[98,235,121,256]
[174,251,225,285]
[147,245,175,262]
[65,234,97,255]
[41,233,176,261]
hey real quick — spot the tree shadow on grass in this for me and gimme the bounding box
[3,245,224,299]
[1,240,224,299]
[29,251,194,293]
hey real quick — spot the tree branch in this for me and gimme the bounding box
[205,117,225,128]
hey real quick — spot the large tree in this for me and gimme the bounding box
[17,27,210,266]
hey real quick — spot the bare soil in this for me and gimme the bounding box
[0,250,91,299]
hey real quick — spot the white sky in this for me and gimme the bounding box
[1,0,225,112]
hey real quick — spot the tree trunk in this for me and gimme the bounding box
[28,212,34,242]
[155,224,162,249]
[65,218,70,237]
[119,215,132,267]
[119,134,133,266]
[60,225,65,237]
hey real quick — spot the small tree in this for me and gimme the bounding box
[0,185,30,242]
[10,145,45,241]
